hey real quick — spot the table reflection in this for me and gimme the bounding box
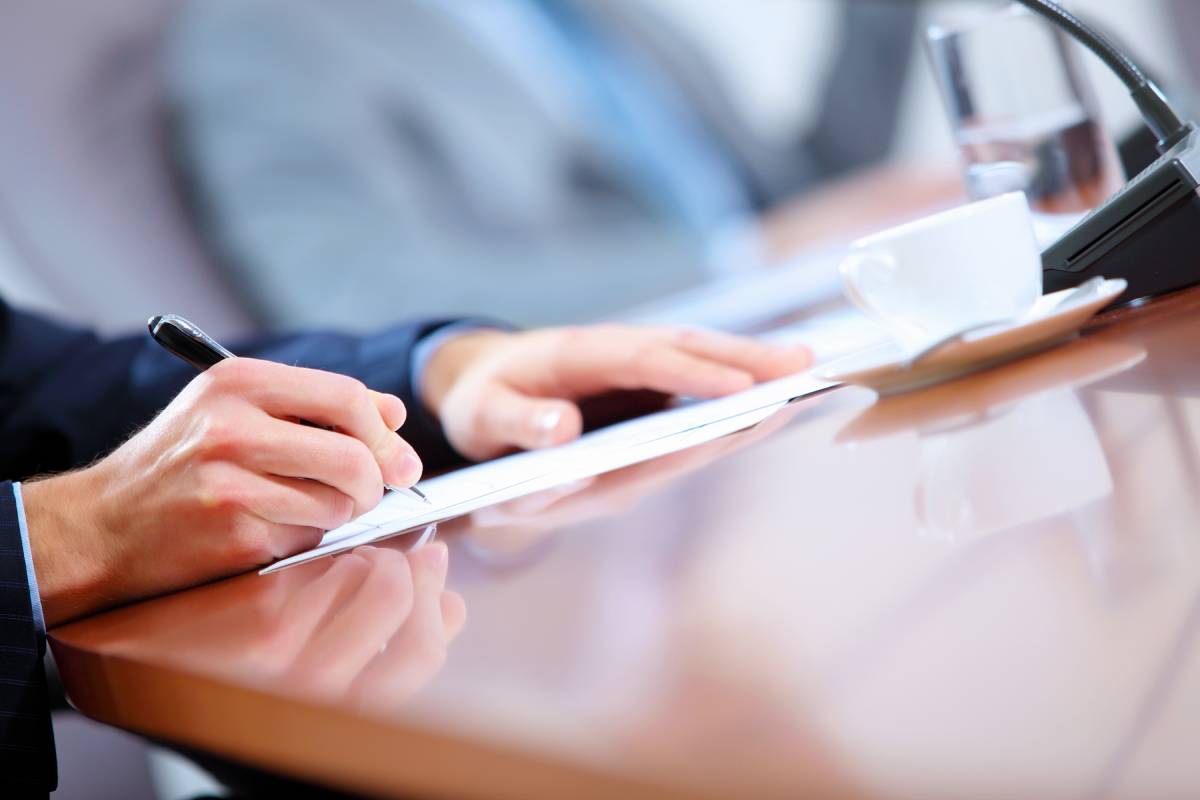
[453,399,813,565]
[836,338,1146,544]
[98,542,464,716]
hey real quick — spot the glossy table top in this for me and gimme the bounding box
[50,287,1200,799]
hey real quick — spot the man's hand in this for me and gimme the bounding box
[420,325,811,461]
[23,358,422,626]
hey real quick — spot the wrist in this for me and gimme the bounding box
[23,469,113,627]
[419,329,510,418]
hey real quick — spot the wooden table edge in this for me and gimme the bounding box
[48,633,702,800]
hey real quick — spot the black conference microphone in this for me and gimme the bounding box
[940,0,1200,305]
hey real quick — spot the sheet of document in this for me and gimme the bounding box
[263,371,836,573]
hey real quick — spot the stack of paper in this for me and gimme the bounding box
[263,371,835,573]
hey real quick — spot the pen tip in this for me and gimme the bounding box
[147,315,163,334]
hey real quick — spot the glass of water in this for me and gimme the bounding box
[926,5,1125,215]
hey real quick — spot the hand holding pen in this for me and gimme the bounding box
[24,318,431,624]
[148,314,430,504]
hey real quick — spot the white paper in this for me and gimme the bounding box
[262,371,835,573]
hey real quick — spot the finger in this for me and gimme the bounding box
[466,384,583,458]
[542,329,753,399]
[371,390,407,432]
[626,344,755,398]
[285,546,415,698]
[241,417,386,515]
[212,360,419,485]
[669,329,812,381]
[256,552,375,669]
[441,591,467,641]
[237,473,357,530]
[349,542,451,702]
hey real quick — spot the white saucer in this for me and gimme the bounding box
[816,279,1127,396]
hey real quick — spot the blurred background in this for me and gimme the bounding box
[1,1,1195,797]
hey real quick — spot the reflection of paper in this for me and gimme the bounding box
[263,371,835,573]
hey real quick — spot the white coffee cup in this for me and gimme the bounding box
[840,192,1042,348]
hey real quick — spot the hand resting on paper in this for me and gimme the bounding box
[420,325,812,461]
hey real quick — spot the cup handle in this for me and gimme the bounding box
[840,249,896,318]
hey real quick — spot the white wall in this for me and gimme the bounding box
[642,0,1189,166]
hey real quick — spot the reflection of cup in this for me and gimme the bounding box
[840,192,1042,348]
[916,390,1111,541]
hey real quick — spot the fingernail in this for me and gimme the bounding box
[397,452,423,484]
[533,408,562,442]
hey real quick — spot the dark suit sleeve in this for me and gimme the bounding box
[0,482,55,796]
[0,299,465,482]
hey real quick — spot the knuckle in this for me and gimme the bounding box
[204,358,254,392]
[196,418,247,462]
[323,491,356,529]
[675,328,705,348]
[340,438,382,498]
[329,373,370,411]
[194,465,249,513]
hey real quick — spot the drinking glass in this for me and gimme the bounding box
[926,5,1125,215]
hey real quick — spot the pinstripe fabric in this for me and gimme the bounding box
[0,481,54,796]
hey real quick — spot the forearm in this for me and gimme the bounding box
[19,474,111,628]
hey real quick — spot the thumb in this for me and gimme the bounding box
[469,385,583,458]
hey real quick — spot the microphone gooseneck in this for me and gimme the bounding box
[1011,0,1191,152]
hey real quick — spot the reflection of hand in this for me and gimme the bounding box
[287,543,466,711]
[459,405,803,558]
[420,326,811,461]
[25,358,421,626]
[155,542,464,710]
